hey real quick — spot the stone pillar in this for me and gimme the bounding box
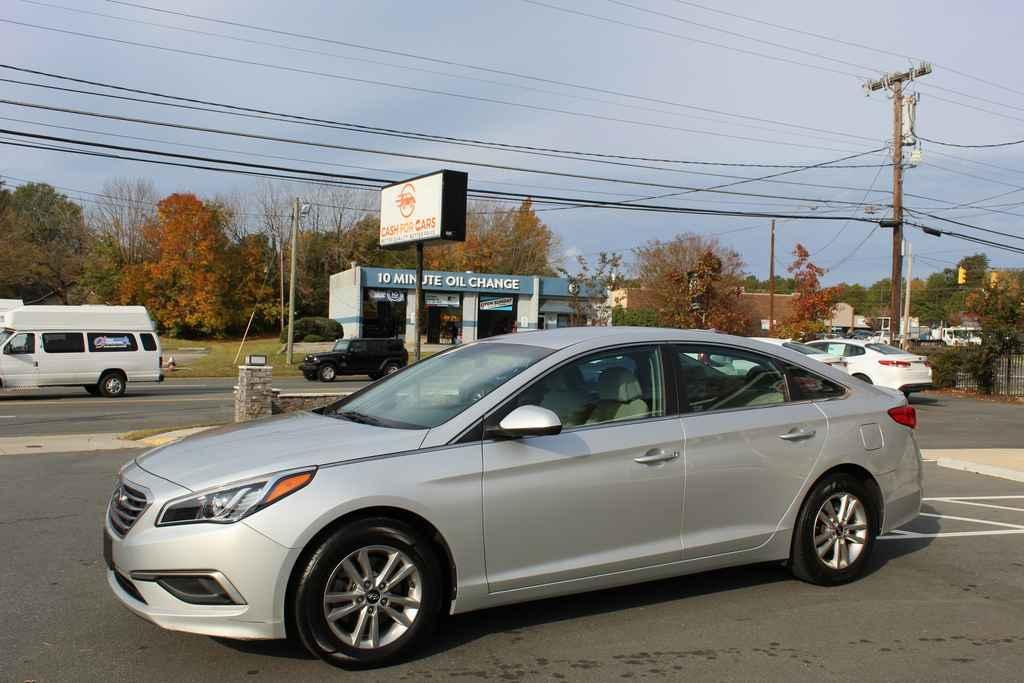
[235,365,273,422]
[461,291,478,343]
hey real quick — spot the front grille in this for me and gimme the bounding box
[108,481,149,537]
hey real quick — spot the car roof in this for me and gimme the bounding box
[477,327,780,351]
[812,338,868,346]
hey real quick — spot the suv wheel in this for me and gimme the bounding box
[98,371,127,398]
[318,364,337,382]
[790,472,877,586]
[292,518,443,668]
[384,362,401,376]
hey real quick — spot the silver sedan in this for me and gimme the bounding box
[104,328,922,668]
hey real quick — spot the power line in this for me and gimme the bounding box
[100,0,884,145]
[0,99,893,207]
[812,160,888,256]
[518,0,866,79]
[903,208,1024,243]
[0,18,871,154]
[18,0,883,149]
[0,64,889,168]
[916,132,1024,149]
[906,221,1024,256]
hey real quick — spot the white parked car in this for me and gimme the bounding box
[751,338,848,373]
[0,305,162,397]
[806,339,932,396]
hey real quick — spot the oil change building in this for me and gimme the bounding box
[329,265,594,344]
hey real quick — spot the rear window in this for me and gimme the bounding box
[865,343,906,355]
[88,333,139,352]
[140,333,157,351]
[42,333,85,354]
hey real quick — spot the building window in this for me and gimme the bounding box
[478,295,517,339]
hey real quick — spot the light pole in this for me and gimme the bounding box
[286,199,311,365]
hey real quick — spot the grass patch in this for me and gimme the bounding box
[160,337,307,377]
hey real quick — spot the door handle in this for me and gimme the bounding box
[778,429,816,441]
[634,449,680,464]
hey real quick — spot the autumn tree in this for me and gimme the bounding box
[560,251,623,326]
[119,194,235,336]
[777,244,844,341]
[632,233,751,333]
[962,278,1024,393]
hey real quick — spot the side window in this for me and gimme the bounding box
[784,364,847,401]
[88,333,139,352]
[350,341,367,354]
[140,333,157,351]
[843,345,865,357]
[5,332,35,354]
[510,346,665,429]
[42,333,85,354]
[674,345,787,412]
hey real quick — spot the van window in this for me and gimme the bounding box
[42,333,85,354]
[140,333,157,351]
[88,333,139,352]
[5,332,34,354]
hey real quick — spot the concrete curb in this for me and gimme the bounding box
[0,425,219,455]
[935,458,1024,484]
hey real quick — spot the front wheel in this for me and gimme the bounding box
[790,473,877,586]
[318,364,337,382]
[292,518,443,668]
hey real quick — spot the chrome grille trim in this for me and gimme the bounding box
[108,480,151,537]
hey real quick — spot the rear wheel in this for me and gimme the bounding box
[790,473,877,586]
[98,371,127,398]
[292,518,443,668]
[318,364,337,382]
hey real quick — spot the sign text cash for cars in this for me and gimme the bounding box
[379,170,468,247]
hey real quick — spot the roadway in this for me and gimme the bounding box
[0,376,370,437]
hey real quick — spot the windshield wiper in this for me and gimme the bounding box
[335,409,383,426]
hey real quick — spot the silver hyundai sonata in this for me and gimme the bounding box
[104,328,922,667]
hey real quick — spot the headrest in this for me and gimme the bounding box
[597,366,643,402]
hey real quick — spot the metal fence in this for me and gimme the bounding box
[955,353,1024,396]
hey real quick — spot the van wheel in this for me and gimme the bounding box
[98,371,127,398]
[292,517,443,668]
[83,384,101,396]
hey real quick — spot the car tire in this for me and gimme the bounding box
[83,384,101,396]
[97,371,127,398]
[292,517,444,669]
[790,472,877,586]
[318,365,337,382]
[852,373,873,384]
[383,362,401,376]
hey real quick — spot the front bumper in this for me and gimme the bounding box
[105,463,300,640]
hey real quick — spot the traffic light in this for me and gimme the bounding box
[957,266,967,285]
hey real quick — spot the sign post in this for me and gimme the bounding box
[379,170,468,361]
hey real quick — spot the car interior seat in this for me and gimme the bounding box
[587,366,649,424]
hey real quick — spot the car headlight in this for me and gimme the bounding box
[310,356,319,362]
[157,468,316,526]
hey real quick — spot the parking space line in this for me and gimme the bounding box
[880,529,1024,539]
[918,512,1024,529]
[928,499,1024,513]
[924,495,1024,501]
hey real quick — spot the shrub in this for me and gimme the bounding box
[302,334,327,343]
[927,347,967,389]
[612,306,659,327]
[280,317,344,343]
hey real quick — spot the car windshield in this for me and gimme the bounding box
[865,343,906,355]
[332,340,350,352]
[327,342,552,429]
[782,341,829,356]
[0,329,11,348]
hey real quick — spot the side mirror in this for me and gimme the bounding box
[490,405,563,439]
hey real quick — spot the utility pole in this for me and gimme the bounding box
[286,197,299,365]
[865,63,931,332]
[902,240,913,349]
[414,242,423,362]
[768,219,776,334]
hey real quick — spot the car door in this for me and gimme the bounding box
[481,345,684,593]
[346,340,369,373]
[1,332,39,388]
[672,344,828,560]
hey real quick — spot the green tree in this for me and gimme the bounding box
[957,253,990,288]
[963,279,1024,394]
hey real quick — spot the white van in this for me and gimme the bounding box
[0,305,162,397]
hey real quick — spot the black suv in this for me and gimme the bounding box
[300,338,408,382]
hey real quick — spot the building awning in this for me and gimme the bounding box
[539,301,574,315]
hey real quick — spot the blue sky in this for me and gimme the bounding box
[2,0,1023,284]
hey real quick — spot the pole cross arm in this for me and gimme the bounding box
[865,63,933,92]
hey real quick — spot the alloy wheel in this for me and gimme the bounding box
[813,492,868,570]
[322,545,422,649]
[104,375,123,395]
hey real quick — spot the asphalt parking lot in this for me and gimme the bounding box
[3,452,1024,682]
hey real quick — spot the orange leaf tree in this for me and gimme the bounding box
[777,243,844,341]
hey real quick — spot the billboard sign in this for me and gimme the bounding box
[379,170,468,248]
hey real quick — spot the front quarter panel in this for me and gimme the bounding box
[241,443,487,612]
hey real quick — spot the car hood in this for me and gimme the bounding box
[135,412,428,491]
